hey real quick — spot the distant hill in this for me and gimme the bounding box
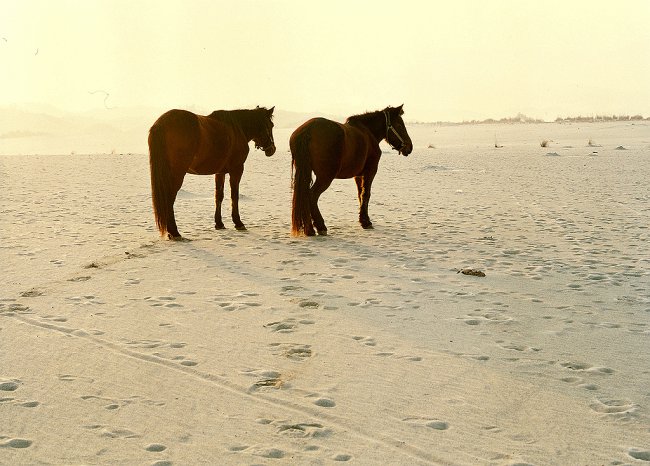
[0,106,147,155]
[409,112,649,126]
[0,105,343,155]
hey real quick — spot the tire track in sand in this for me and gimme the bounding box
[5,307,454,466]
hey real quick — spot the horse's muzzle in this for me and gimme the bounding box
[400,143,413,156]
[264,144,277,157]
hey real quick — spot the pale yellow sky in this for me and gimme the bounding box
[2,0,649,121]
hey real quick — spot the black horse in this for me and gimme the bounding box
[290,105,413,236]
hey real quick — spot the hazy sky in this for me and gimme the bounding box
[2,1,649,121]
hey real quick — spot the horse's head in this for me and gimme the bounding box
[253,106,276,156]
[384,105,413,156]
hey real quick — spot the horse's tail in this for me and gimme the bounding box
[148,123,173,237]
[291,128,314,236]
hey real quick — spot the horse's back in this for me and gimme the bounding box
[291,117,340,145]
[292,118,347,154]
[151,109,199,132]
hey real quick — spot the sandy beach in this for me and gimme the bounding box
[2,121,649,465]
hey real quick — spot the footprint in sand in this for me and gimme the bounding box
[0,437,33,449]
[313,397,336,408]
[264,318,315,333]
[66,295,104,306]
[68,275,91,282]
[276,422,331,438]
[628,449,650,461]
[19,289,44,297]
[242,370,285,391]
[0,396,40,408]
[19,401,40,407]
[559,376,598,391]
[298,300,320,309]
[83,424,141,439]
[0,380,20,392]
[214,299,262,312]
[124,339,186,351]
[560,361,591,371]
[403,416,450,431]
[589,398,637,416]
[146,296,183,309]
[254,447,286,459]
[268,343,313,361]
[425,421,450,430]
[151,352,198,367]
[464,309,514,325]
[145,443,167,452]
[279,284,303,295]
[560,361,614,375]
[125,339,165,349]
[81,395,127,411]
[265,320,297,333]
[463,318,482,326]
[352,336,377,347]
[228,444,249,452]
[178,359,198,367]
[499,343,541,353]
[58,374,95,383]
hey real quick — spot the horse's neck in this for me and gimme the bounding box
[350,116,384,142]
[232,112,259,141]
[213,111,257,141]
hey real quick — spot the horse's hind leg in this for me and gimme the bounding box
[166,172,186,239]
[310,177,332,235]
[214,173,226,229]
[229,166,247,231]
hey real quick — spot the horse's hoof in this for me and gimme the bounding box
[361,223,374,230]
[167,233,184,241]
[235,224,247,231]
[317,229,328,236]
[215,223,225,230]
[305,229,316,236]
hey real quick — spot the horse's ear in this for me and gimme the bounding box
[268,106,275,115]
[398,104,404,115]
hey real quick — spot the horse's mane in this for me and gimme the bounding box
[345,109,384,126]
[208,108,272,127]
[345,106,403,126]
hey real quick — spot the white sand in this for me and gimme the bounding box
[1,121,649,465]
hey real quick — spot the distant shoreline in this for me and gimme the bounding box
[408,113,649,126]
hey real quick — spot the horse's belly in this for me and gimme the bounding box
[335,155,370,178]
[335,168,358,179]
[188,151,229,175]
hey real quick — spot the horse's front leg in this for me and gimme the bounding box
[357,173,376,229]
[214,173,226,229]
[229,167,247,230]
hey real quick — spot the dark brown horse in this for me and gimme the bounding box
[148,106,275,239]
[290,105,413,236]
